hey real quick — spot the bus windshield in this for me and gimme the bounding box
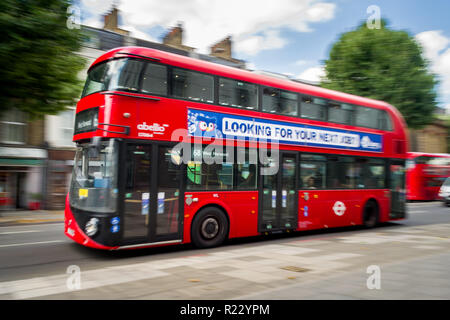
[69,139,119,213]
[81,58,144,97]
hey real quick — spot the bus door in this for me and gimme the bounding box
[390,160,406,219]
[122,143,183,244]
[260,152,298,232]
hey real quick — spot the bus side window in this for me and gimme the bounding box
[300,96,326,121]
[379,110,393,131]
[368,159,386,188]
[327,156,356,189]
[141,63,167,96]
[107,58,143,92]
[172,68,214,103]
[186,146,233,191]
[218,78,258,110]
[262,87,298,116]
[300,154,326,189]
[328,102,353,125]
[235,147,258,190]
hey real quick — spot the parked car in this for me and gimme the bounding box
[438,177,450,206]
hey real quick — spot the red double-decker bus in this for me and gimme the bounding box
[65,47,408,250]
[406,152,450,201]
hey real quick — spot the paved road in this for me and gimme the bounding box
[0,201,449,299]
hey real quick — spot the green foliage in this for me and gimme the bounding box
[0,0,86,118]
[322,20,438,129]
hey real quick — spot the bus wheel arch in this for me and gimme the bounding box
[190,205,230,248]
[362,198,379,228]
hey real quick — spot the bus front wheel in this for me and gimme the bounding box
[191,207,229,248]
[363,200,379,228]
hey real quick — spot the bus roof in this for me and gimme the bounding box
[90,46,404,120]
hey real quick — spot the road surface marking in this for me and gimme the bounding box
[0,240,64,248]
[0,230,41,235]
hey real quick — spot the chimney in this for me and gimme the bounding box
[163,23,184,47]
[103,7,119,31]
[210,36,232,60]
[102,6,129,36]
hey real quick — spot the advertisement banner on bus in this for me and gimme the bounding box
[187,109,383,152]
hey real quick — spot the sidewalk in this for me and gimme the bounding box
[0,210,64,226]
[1,221,449,299]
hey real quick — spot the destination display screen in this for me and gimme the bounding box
[74,107,99,135]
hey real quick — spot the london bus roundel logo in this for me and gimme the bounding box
[333,201,346,216]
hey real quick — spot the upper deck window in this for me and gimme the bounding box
[141,62,167,96]
[172,68,214,103]
[379,110,393,131]
[107,59,143,92]
[300,96,326,121]
[82,62,109,97]
[354,106,393,131]
[355,106,380,129]
[328,102,354,125]
[81,58,167,98]
[219,78,258,110]
[262,87,298,116]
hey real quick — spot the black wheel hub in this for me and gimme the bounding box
[201,217,219,239]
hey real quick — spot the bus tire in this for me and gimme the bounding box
[363,200,379,228]
[191,206,229,248]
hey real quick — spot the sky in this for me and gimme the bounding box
[77,0,450,112]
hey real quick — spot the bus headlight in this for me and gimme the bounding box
[85,218,100,237]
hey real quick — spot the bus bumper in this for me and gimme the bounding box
[64,195,117,250]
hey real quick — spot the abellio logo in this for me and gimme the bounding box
[137,122,166,132]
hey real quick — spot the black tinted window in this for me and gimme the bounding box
[219,78,258,110]
[300,96,326,120]
[172,68,214,103]
[327,156,356,189]
[328,102,353,125]
[262,87,298,116]
[379,110,393,130]
[236,148,258,190]
[186,146,233,190]
[300,154,326,189]
[107,59,143,92]
[355,106,379,129]
[82,63,108,97]
[141,63,167,95]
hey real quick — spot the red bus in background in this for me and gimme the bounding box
[65,46,408,250]
[406,152,450,201]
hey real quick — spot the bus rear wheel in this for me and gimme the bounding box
[191,207,228,248]
[363,200,379,228]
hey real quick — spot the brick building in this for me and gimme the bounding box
[409,119,448,153]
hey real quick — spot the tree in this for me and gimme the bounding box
[322,20,438,129]
[0,0,85,118]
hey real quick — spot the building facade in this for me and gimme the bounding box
[0,110,47,210]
